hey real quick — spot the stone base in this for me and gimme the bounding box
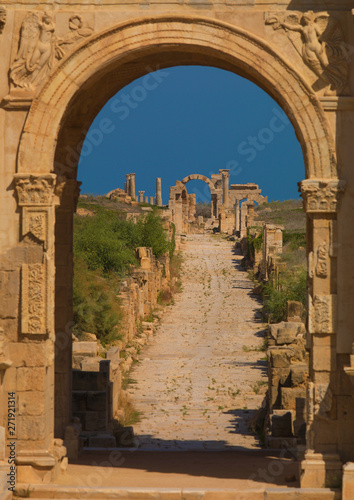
[300,452,342,489]
[343,462,354,500]
[16,442,67,484]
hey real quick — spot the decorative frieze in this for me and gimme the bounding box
[21,263,47,335]
[299,179,346,213]
[309,294,336,334]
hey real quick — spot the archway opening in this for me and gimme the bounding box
[14,17,337,485]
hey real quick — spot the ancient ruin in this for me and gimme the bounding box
[0,1,354,499]
[168,171,267,235]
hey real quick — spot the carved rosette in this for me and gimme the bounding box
[299,179,346,213]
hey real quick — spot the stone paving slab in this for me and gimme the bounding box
[127,234,268,451]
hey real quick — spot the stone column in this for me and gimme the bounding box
[235,202,240,233]
[13,173,67,483]
[138,191,145,203]
[299,179,346,489]
[129,173,136,200]
[211,196,215,220]
[156,178,162,206]
[144,196,149,203]
[125,174,130,195]
[149,196,154,205]
[220,169,230,208]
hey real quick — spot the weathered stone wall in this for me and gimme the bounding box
[69,246,171,453]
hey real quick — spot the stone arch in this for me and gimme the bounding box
[11,15,348,486]
[17,15,337,180]
[181,174,217,193]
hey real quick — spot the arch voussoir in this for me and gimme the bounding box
[18,16,336,181]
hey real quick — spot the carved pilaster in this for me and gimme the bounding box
[299,179,346,214]
[14,174,59,336]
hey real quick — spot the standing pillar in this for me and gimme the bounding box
[211,196,215,220]
[144,196,149,203]
[125,174,130,195]
[220,169,230,208]
[235,202,240,233]
[156,178,162,206]
[299,179,346,489]
[149,196,154,205]
[138,191,145,203]
[129,173,136,200]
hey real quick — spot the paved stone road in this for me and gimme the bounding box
[128,234,268,451]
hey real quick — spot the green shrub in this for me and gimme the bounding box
[283,231,306,250]
[136,212,171,258]
[73,256,123,345]
[262,268,307,323]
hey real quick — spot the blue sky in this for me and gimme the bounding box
[78,66,304,204]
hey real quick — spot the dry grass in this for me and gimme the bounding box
[254,199,305,232]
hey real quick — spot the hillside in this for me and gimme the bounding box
[253,199,305,233]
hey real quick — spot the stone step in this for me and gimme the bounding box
[13,485,341,500]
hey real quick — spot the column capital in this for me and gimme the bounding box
[14,174,57,207]
[299,179,346,214]
[219,169,230,178]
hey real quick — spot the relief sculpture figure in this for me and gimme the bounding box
[9,12,93,92]
[266,11,349,95]
[10,12,63,91]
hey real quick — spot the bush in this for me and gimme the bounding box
[73,256,123,345]
[283,231,306,250]
[262,268,307,323]
[73,207,173,345]
[195,202,211,219]
[136,212,172,258]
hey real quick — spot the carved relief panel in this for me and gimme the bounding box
[21,263,48,335]
[265,11,349,96]
[8,11,94,94]
[309,294,337,334]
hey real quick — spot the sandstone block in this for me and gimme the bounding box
[72,341,97,357]
[269,347,292,368]
[86,391,107,412]
[17,415,46,440]
[281,386,306,411]
[271,410,293,437]
[72,391,87,412]
[290,364,309,386]
[17,367,46,391]
[18,391,46,416]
